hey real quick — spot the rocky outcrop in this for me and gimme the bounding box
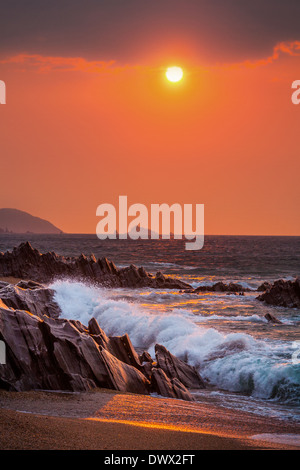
[0,306,150,393]
[151,368,195,401]
[155,344,206,389]
[264,313,282,324]
[257,278,300,309]
[257,282,272,292]
[0,280,60,318]
[0,242,191,290]
[0,281,205,400]
[193,282,250,293]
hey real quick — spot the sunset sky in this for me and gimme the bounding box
[0,1,299,235]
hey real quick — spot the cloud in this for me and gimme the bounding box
[1,1,300,65]
[0,54,116,73]
[1,40,300,76]
[241,41,300,68]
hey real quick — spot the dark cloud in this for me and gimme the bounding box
[1,0,300,63]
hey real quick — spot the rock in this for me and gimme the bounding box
[0,306,149,394]
[0,281,9,289]
[264,313,282,324]
[151,368,194,401]
[16,280,44,289]
[108,334,143,371]
[155,344,205,389]
[0,242,191,290]
[139,351,153,364]
[257,278,300,309]
[193,282,250,293]
[257,281,272,292]
[88,317,108,337]
[98,347,149,395]
[88,318,143,371]
[0,280,202,401]
[0,281,60,318]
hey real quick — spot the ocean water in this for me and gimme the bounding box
[1,234,300,422]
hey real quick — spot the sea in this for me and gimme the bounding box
[1,234,300,423]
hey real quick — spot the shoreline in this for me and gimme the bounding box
[0,245,299,450]
[1,389,300,450]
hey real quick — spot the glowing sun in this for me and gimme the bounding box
[165,66,183,83]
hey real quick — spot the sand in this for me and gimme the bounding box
[0,389,299,450]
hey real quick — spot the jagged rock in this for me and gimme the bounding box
[16,280,44,289]
[141,361,153,380]
[69,319,88,334]
[265,313,282,324]
[139,351,153,364]
[109,334,143,370]
[0,281,203,401]
[151,368,194,401]
[257,281,272,292]
[0,307,150,394]
[155,344,205,389]
[0,281,60,318]
[0,242,191,290]
[193,282,250,293]
[257,278,300,308]
[88,319,143,371]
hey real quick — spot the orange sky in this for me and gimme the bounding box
[0,42,299,235]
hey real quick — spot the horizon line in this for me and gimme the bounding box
[1,233,299,237]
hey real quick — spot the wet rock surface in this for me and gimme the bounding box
[155,344,206,390]
[0,242,191,290]
[257,278,300,309]
[264,313,282,324]
[0,281,205,400]
[0,280,60,318]
[193,282,250,293]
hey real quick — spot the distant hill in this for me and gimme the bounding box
[0,208,63,234]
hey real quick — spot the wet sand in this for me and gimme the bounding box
[1,389,299,450]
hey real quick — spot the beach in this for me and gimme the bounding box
[0,238,299,451]
[1,389,299,450]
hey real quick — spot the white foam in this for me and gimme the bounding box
[51,280,300,404]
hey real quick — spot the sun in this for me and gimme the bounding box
[165,66,183,83]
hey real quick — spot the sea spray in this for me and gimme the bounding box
[51,279,300,404]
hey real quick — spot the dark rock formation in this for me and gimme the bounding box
[0,280,60,318]
[0,306,149,393]
[0,281,205,400]
[193,282,250,293]
[151,368,194,401]
[264,313,282,324]
[257,282,272,292]
[0,242,191,290]
[88,318,143,372]
[257,278,300,309]
[139,351,153,364]
[155,344,206,389]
